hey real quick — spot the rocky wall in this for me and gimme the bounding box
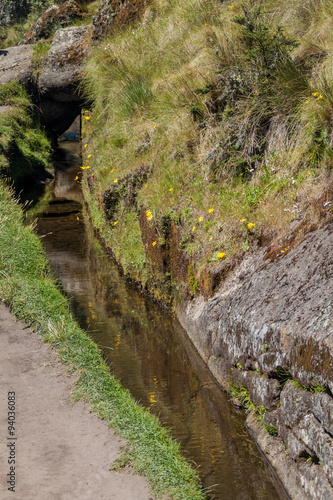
[177,221,333,498]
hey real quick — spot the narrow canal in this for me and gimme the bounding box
[29,138,287,499]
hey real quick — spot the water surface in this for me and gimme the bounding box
[32,142,287,500]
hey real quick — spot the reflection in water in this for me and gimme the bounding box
[33,142,287,500]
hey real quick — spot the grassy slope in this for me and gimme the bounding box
[0,82,51,187]
[0,183,204,499]
[81,0,333,299]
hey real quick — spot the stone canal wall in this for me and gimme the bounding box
[178,221,333,499]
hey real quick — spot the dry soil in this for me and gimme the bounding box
[0,302,151,500]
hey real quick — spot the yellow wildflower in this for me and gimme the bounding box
[152,241,157,246]
[76,216,79,221]
[217,252,226,259]
[169,188,173,191]
[317,94,323,99]
[230,4,234,8]
[114,179,117,183]
[85,116,91,120]
[247,222,255,230]
[84,144,88,148]
[240,218,246,222]
[171,201,174,204]
[88,154,92,158]
[305,100,310,104]
[111,167,115,172]
[312,92,319,97]
[114,221,118,225]
[192,226,196,232]
[198,217,203,222]
[208,208,214,213]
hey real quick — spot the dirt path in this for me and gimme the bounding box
[0,303,151,500]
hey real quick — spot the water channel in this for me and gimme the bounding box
[28,139,287,499]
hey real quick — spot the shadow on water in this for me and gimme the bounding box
[30,140,288,500]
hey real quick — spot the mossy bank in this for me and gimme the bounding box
[79,0,333,497]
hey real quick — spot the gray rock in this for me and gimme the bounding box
[280,381,311,428]
[19,1,87,45]
[240,370,281,411]
[294,413,333,485]
[312,391,333,436]
[0,45,34,87]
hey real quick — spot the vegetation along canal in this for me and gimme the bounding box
[29,139,287,500]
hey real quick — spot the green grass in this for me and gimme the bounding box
[79,0,333,299]
[0,182,205,500]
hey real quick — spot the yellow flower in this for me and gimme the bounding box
[192,226,196,232]
[171,201,174,204]
[208,208,214,213]
[240,218,246,222]
[169,188,173,191]
[198,217,203,222]
[217,252,226,259]
[152,241,157,246]
[312,92,319,97]
[84,144,88,148]
[86,166,90,169]
[317,94,323,99]
[85,116,91,120]
[204,23,208,26]
[230,4,234,8]
[111,167,115,172]
[114,179,117,183]
[75,175,78,180]
[114,221,118,225]
[280,250,285,253]
[247,222,255,230]
[305,100,310,104]
[88,154,92,158]
[76,216,79,221]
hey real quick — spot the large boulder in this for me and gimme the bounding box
[92,0,150,40]
[0,24,92,136]
[0,0,30,25]
[20,0,88,45]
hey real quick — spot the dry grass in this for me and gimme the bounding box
[81,0,333,291]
